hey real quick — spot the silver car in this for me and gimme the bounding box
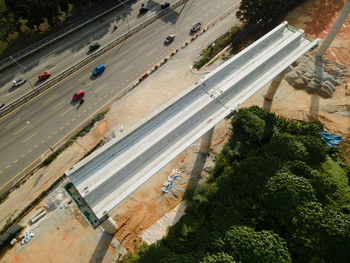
[12,77,26,87]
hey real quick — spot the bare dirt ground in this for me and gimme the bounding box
[1,0,350,262]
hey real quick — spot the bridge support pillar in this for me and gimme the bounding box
[100,216,118,235]
[317,0,350,57]
[200,127,215,154]
[265,69,288,101]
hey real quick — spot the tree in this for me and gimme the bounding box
[263,172,316,229]
[199,252,236,263]
[236,0,289,24]
[320,209,350,263]
[264,133,308,162]
[0,11,20,44]
[222,225,291,263]
[228,109,266,158]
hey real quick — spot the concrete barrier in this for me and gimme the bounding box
[0,0,135,71]
[0,0,190,119]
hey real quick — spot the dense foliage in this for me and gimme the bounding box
[0,0,107,44]
[236,0,303,24]
[125,106,350,263]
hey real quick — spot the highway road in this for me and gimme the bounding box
[0,0,238,194]
[0,0,181,106]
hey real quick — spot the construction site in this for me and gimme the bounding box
[1,0,350,262]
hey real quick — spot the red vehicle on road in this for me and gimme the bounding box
[38,72,51,80]
[72,90,85,101]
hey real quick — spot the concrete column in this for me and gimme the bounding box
[317,0,350,57]
[200,127,214,154]
[100,216,118,235]
[265,69,288,101]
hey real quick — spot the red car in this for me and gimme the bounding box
[73,90,85,101]
[38,72,51,80]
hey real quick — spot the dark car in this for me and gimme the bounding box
[73,90,85,101]
[139,7,149,14]
[190,22,202,33]
[161,2,170,9]
[12,77,26,87]
[38,72,51,80]
[164,34,175,44]
[89,43,100,52]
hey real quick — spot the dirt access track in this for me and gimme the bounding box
[1,0,350,262]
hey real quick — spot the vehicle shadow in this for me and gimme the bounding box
[90,73,103,80]
[8,85,22,94]
[34,79,47,87]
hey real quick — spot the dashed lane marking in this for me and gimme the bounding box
[95,84,106,92]
[52,100,65,110]
[122,65,133,73]
[5,118,20,129]
[22,132,37,143]
[60,107,73,117]
[113,59,126,69]
[13,125,28,136]
[44,94,57,103]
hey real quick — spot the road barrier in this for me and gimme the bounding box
[0,0,191,119]
[0,0,135,71]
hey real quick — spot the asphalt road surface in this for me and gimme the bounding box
[0,0,238,194]
[0,0,181,106]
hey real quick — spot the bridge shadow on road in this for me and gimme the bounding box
[88,230,114,263]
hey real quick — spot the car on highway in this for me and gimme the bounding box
[89,43,100,52]
[139,3,149,14]
[38,72,51,80]
[164,34,175,44]
[72,90,85,101]
[190,22,202,33]
[161,2,170,9]
[12,77,26,87]
[92,64,105,76]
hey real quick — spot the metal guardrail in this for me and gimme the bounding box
[0,0,133,70]
[0,0,189,119]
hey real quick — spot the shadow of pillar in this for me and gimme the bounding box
[309,94,320,121]
[263,68,289,112]
[187,128,215,187]
[309,56,323,121]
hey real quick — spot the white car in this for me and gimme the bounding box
[12,77,26,87]
[164,34,175,44]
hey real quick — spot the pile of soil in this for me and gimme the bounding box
[285,54,349,98]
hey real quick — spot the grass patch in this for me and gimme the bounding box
[193,26,239,70]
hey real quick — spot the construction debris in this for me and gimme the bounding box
[20,229,34,245]
[161,169,181,194]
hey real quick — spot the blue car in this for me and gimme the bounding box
[92,64,105,76]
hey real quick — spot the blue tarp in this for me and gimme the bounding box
[320,130,342,147]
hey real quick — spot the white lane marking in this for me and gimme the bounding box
[147,11,157,17]
[73,50,86,57]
